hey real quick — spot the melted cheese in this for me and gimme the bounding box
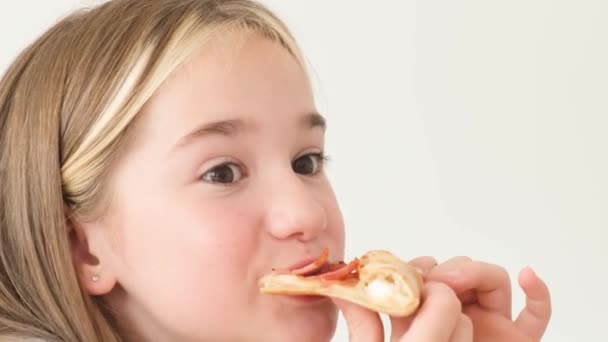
[366,279,395,299]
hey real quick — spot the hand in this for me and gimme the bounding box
[426,257,552,342]
[333,257,473,342]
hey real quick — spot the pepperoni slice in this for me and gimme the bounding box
[310,258,359,280]
[326,261,346,272]
[290,248,329,276]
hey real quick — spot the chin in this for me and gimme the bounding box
[267,299,338,342]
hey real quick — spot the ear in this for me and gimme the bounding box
[68,217,118,296]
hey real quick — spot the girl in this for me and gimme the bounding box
[0,0,551,341]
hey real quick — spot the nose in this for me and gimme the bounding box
[262,174,328,242]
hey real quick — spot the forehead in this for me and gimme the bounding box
[137,31,314,134]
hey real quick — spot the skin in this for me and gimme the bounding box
[70,31,552,342]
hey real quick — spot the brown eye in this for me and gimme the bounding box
[292,153,326,175]
[201,163,242,184]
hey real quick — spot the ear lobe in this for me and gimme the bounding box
[68,220,117,296]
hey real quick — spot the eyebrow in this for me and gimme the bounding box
[304,112,326,131]
[170,112,326,154]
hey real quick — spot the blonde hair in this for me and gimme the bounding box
[0,0,304,340]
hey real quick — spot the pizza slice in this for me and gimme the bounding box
[258,248,423,317]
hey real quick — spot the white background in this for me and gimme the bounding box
[2,1,606,341]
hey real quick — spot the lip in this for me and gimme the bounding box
[286,256,321,271]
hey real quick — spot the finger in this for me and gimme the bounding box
[433,256,473,271]
[332,298,384,342]
[389,314,414,342]
[408,256,438,277]
[457,290,477,306]
[425,257,476,306]
[401,282,462,342]
[427,256,473,297]
[448,314,473,342]
[515,267,552,341]
[428,260,512,318]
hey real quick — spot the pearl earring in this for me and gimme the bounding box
[91,274,100,282]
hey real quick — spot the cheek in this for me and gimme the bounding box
[120,192,256,264]
[113,197,260,334]
[319,182,346,257]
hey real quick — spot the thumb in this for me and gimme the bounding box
[332,298,384,342]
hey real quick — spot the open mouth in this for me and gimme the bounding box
[275,248,359,281]
[273,248,359,280]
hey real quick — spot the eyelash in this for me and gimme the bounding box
[306,152,330,171]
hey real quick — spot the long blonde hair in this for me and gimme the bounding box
[0,1,303,340]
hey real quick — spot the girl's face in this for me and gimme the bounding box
[80,33,345,341]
